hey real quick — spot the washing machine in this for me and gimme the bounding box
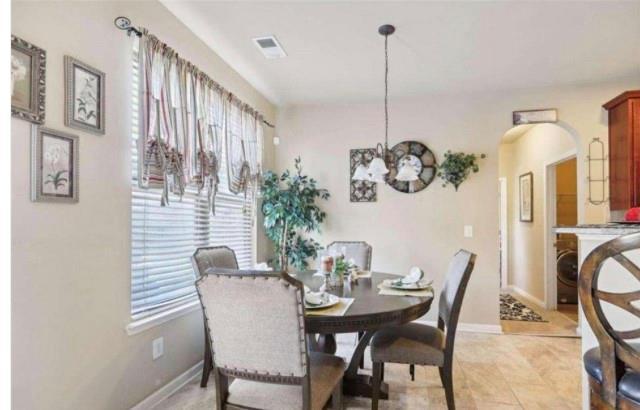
[557,248,579,304]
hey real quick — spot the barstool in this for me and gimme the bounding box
[579,232,640,409]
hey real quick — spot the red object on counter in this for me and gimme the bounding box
[625,207,640,221]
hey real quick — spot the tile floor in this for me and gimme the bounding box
[156,331,582,410]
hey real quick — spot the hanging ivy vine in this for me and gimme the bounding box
[437,151,486,191]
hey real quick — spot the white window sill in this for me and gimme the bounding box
[126,300,201,336]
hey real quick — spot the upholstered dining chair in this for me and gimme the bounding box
[326,241,373,367]
[192,246,239,388]
[579,232,640,409]
[370,249,476,410]
[326,241,372,271]
[196,269,345,410]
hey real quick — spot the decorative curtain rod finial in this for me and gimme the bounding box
[114,16,142,37]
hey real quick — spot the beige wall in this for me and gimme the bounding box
[499,124,576,302]
[11,1,276,409]
[275,78,638,326]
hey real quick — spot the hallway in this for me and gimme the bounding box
[501,291,579,337]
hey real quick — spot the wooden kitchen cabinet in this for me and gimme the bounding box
[603,90,640,217]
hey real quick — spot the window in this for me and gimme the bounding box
[130,41,254,321]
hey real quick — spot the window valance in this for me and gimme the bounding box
[137,30,265,213]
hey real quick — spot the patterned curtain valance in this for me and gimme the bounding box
[137,30,265,212]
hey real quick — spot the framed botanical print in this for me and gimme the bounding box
[31,126,79,203]
[64,56,105,135]
[519,172,533,222]
[11,35,46,123]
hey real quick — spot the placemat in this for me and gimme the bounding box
[305,297,354,316]
[377,283,433,297]
[352,270,371,279]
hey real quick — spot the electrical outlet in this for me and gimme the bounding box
[464,225,473,238]
[152,337,164,360]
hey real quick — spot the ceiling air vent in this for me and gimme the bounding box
[253,35,287,59]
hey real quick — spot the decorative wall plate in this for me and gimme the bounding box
[386,141,436,193]
[350,148,377,202]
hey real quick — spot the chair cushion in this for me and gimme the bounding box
[582,344,640,385]
[619,371,640,405]
[227,352,344,410]
[370,323,445,366]
[584,347,603,383]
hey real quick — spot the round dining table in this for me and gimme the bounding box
[296,271,434,399]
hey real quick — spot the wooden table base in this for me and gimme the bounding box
[343,374,389,399]
[309,331,388,399]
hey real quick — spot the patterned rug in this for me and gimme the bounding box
[500,294,547,322]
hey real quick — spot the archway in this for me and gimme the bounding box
[497,122,582,336]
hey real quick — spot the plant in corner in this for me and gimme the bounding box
[261,157,330,272]
[437,150,486,191]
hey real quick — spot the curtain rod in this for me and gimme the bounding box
[114,16,275,129]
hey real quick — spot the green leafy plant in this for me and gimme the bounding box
[437,151,486,191]
[333,255,350,276]
[261,157,330,272]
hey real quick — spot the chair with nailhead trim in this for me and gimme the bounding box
[326,241,372,368]
[196,269,345,410]
[326,241,372,271]
[192,246,239,388]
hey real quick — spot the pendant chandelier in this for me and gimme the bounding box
[352,24,419,183]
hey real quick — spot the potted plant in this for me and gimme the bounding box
[261,157,330,272]
[437,151,486,191]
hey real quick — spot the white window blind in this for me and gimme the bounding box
[131,39,254,320]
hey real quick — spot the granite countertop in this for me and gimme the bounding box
[554,223,640,235]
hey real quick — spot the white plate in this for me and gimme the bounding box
[305,293,340,309]
[385,279,433,290]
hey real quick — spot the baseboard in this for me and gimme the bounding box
[505,285,546,309]
[415,319,502,334]
[130,360,203,410]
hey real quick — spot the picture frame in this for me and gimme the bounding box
[350,148,377,202]
[519,172,533,222]
[64,56,106,135]
[512,109,557,126]
[31,125,79,203]
[11,35,46,124]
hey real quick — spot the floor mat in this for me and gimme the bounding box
[500,294,547,322]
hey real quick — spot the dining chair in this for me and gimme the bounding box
[326,241,372,271]
[192,246,239,388]
[579,232,640,409]
[326,241,373,367]
[196,269,345,410]
[370,249,476,410]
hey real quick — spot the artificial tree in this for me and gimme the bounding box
[261,157,330,271]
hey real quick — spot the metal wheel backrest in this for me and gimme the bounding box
[438,250,476,349]
[192,246,238,277]
[326,241,373,271]
[196,270,309,381]
[579,232,640,405]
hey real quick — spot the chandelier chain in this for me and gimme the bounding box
[384,33,389,148]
